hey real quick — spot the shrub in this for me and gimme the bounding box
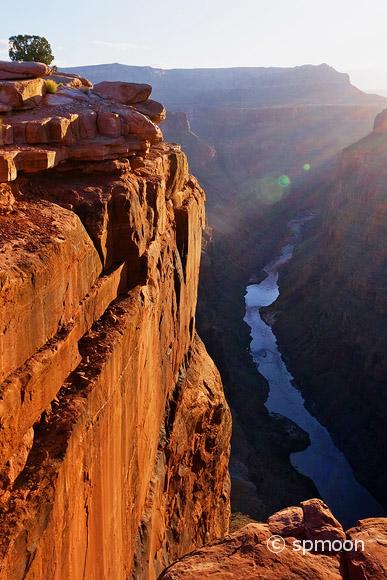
[45,80,59,94]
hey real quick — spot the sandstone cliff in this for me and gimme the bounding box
[0,62,231,579]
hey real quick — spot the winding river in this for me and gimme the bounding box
[244,216,385,527]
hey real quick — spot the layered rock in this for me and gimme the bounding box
[161,499,387,580]
[0,68,231,579]
[0,60,50,80]
[0,66,166,182]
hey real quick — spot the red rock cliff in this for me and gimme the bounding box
[0,62,231,579]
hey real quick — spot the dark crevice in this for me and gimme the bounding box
[175,208,189,282]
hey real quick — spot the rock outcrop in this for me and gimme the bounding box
[161,499,387,580]
[0,77,164,181]
[0,64,231,579]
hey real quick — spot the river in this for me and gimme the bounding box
[244,216,385,527]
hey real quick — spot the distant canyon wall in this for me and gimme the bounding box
[266,110,387,510]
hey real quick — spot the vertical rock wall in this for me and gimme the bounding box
[0,75,231,578]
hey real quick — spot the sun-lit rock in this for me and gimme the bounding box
[345,518,387,580]
[0,78,45,110]
[93,80,152,104]
[0,60,50,80]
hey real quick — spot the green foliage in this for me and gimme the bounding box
[8,35,54,65]
[45,79,58,94]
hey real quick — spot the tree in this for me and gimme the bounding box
[8,35,54,66]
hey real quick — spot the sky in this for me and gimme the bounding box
[2,0,387,90]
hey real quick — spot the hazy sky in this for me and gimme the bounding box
[2,0,387,89]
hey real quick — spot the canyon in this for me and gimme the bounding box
[266,110,387,513]
[1,57,387,579]
[66,62,387,521]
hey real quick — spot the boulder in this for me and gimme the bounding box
[133,99,166,123]
[0,78,45,109]
[159,523,342,580]
[267,506,304,537]
[345,518,387,580]
[93,81,152,104]
[0,60,50,80]
[301,499,346,543]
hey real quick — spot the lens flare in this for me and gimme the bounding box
[257,176,288,204]
[303,163,311,172]
[278,175,291,188]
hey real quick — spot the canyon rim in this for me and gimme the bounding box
[1,2,387,577]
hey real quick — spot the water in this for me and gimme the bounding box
[244,216,385,527]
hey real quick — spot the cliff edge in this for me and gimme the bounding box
[0,61,231,579]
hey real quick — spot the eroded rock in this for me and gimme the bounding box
[134,99,167,123]
[0,77,163,181]
[0,78,45,109]
[93,80,152,104]
[160,522,342,580]
[301,499,346,543]
[345,518,387,580]
[0,84,230,578]
[0,60,50,80]
[267,505,304,537]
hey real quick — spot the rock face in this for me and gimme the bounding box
[0,66,231,579]
[161,500,387,580]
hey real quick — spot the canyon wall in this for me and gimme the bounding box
[0,64,231,579]
[160,70,387,521]
[267,109,387,511]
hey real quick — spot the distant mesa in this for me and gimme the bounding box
[62,62,387,109]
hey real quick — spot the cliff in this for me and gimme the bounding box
[0,62,231,579]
